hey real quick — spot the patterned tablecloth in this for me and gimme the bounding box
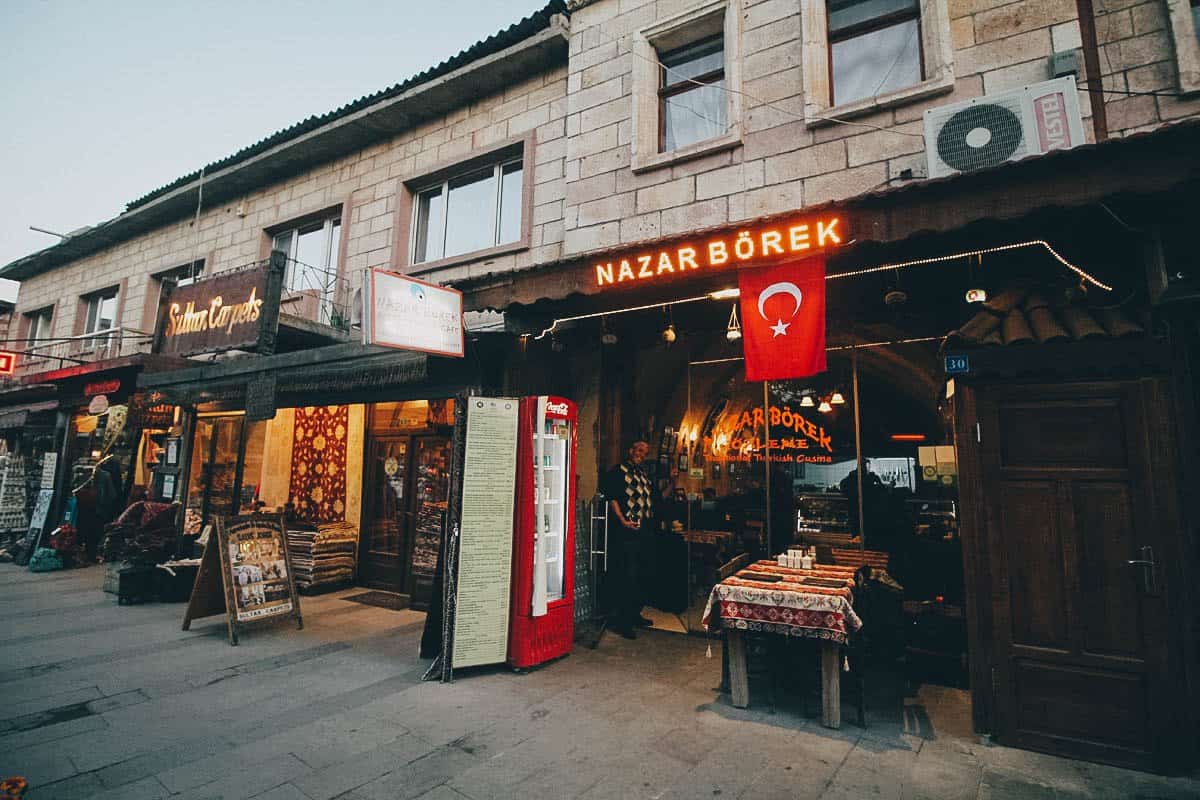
[702,560,864,645]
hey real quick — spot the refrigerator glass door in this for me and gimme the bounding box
[541,415,570,603]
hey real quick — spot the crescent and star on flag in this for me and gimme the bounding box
[756,281,804,338]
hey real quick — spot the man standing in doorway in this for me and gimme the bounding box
[601,441,657,639]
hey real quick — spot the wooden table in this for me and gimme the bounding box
[703,561,862,729]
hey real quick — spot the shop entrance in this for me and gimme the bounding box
[360,401,453,609]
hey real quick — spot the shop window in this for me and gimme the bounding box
[659,35,727,153]
[828,0,924,107]
[411,157,523,265]
[80,288,119,352]
[1166,0,1200,93]
[271,215,341,296]
[800,0,953,123]
[630,0,743,173]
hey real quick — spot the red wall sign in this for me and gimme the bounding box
[85,379,121,396]
[0,352,15,376]
[592,213,846,289]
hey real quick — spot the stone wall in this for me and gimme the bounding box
[12,65,568,352]
[561,0,1200,259]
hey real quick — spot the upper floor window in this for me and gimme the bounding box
[25,307,52,344]
[83,289,118,336]
[272,215,341,295]
[828,0,924,107]
[412,157,523,265]
[154,260,203,305]
[81,288,118,351]
[1193,0,1200,44]
[660,35,727,152]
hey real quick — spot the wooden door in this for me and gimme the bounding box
[358,436,412,594]
[976,379,1182,770]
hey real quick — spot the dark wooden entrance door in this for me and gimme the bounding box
[359,436,412,594]
[976,379,1182,770]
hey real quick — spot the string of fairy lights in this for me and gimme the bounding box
[526,238,1113,342]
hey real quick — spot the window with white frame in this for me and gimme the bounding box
[154,260,203,308]
[631,0,743,172]
[801,0,953,122]
[660,35,728,152]
[81,288,118,351]
[25,307,52,347]
[271,215,341,295]
[411,156,523,265]
[828,0,924,107]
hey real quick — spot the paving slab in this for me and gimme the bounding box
[3,563,1199,800]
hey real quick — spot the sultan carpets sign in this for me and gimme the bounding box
[153,256,285,357]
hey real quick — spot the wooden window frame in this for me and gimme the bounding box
[657,35,727,154]
[826,0,926,107]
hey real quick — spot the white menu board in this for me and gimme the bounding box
[452,397,519,668]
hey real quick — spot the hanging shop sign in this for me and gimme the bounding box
[364,268,465,357]
[85,379,120,396]
[153,256,285,358]
[245,374,277,422]
[592,213,846,289]
[0,351,16,375]
[182,513,302,646]
[87,394,110,415]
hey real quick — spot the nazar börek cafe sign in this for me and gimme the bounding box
[593,213,846,288]
[153,259,284,357]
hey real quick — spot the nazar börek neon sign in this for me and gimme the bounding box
[594,215,845,287]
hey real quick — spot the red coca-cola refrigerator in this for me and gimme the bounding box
[508,395,577,668]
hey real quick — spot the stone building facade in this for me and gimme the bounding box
[5,0,1199,370]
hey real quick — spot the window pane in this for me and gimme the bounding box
[661,38,724,86]
[663,79,727,151]
[498,162,523,246]
[292,223,330,293]
[414,187,445,263]
[444,167,498,258]
[85,298,100,334]
[831,18,922,106]
[97,294,117,331]
[272,230,294,258]
[829,0,919,35]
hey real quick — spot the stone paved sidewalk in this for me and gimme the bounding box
[1,564,1197,800]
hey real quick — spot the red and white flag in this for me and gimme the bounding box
[738,257,827,382]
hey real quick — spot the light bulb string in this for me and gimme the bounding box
[526,239,1109,340]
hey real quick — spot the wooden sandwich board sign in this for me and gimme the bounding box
[182,513,302,645]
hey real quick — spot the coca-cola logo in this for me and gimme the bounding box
[546,401,569,417]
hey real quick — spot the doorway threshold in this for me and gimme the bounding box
[343,591,412,611]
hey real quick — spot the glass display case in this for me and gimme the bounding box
[795,492,853,544]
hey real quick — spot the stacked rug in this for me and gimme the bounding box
[287,521,358,591]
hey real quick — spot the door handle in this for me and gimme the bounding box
[1126,545,1157,595]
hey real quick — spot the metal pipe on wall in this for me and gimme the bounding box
[852,348,866,553]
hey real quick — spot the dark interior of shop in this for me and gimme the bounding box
[509,202,1150,720]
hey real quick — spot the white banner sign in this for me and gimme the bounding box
[452,397,519,669]
[365,268,464,357]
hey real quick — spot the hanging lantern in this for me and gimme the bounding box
[830,391,845,405]
[725,303,742,341]
[818,399,833,413]
[800,395,815,408]
[662,323,677,344]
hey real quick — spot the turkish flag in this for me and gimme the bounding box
[739,256,827,382]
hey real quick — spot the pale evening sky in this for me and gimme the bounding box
[0,0,551,304]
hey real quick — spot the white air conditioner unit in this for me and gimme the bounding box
[924,76,1085,179]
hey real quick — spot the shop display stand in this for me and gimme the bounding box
[0,455,30,539]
